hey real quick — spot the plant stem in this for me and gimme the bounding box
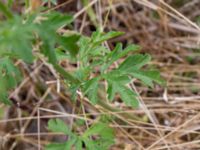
[53,63,143,122]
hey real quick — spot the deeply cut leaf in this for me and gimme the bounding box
[117,86,139,107]
[82,77,100,104]
[46,119,115,150]
[130,70,165,87]
[48,119,72,135]
[0,57,21,104]
[118,54,151,72]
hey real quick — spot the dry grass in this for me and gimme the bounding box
[0,0,200,150]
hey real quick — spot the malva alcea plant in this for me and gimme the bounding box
[0,2,164,149]
[0,11,164,107]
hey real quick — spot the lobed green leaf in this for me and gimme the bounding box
[48,119,72,135]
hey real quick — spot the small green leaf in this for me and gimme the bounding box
[83,123,114,138]
[130,70,165,87]
[90,46,109,57]
[107,43,140,62]
[83,122,115,150]
[117,86,139,107]
[78,36,90,62]
[55,48,70,61]
[105,71,130,85]
[83,139,96,150]
[46,119,114,150]
[0,93,11,105]
[107,81,117,101]
[118,54,151,72]
[69,84,80,101]
[48,119,71,135]
[46,119,78,150]
[75,118,85,126]
[142,70,165,85]
[104,71,131,101]
[82,77,99,104]
[0,57,21,104]
[119,44,141,57]
[131,71,154,87]
[75,139,83,150]
[40,12,73,30]
[92,30,124,45]
[74,67,90,81]
[45,143,68,150]
[101,43,140,72]
[101,43,123,72]
[37,12,73,64]
[0,16,34,63]
[58,34,80,58]
[105,70,139,107]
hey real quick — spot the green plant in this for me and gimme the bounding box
[0,10,164,107]
[0,1,164,149]
[46,118,114,150]
[73,30,164,107]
